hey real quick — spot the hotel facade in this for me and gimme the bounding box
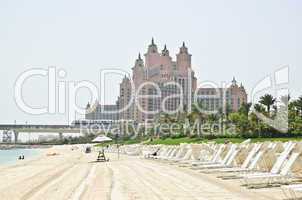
[118,39,197,123]
[86,39,248,123]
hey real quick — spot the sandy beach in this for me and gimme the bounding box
[0,145,286,200]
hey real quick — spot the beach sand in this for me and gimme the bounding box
[0,145,287,200]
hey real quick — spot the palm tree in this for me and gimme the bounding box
[259,94,276,115]
[239,102,252,117]
[252,104,266,137]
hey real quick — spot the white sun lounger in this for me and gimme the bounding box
[178,144,206,164]
[171,148,193,162]
[192,145,238,170]
[244,152,300,188]
[165,148,179,158]
[191,145,225,166]
[242,143,296,186]
[205,143,262,174]
[218,142,288,180]
[219,149,265,180]
[282,182,302,200]
[155,148,171,159]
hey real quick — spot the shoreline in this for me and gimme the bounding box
[0,148,48,169]
[0,144,52,150]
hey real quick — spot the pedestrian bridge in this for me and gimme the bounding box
[0,123,118,143]
[0,124,80,133]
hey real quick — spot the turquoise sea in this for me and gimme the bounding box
[0,149,40,165]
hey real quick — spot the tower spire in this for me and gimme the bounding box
[179,41,188,54]
[134,52,144,67]
[162,44,169,56]
[147,37,158,54]
[86,102,91,109]
[232,77,237,85]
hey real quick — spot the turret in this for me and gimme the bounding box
[239,83,247,95]
[144,37,160,67]
[132,53,145,85]
[231,77,237,86]
[86,102,91,109]
[176,41,191,72]
[179,42,188,54]
[134,53,144,67]
[122,75,130,83]
[161,44,169,56]
[147,37,158,54]
[159,44,173,74]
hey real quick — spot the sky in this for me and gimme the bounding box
[0,0,301,125]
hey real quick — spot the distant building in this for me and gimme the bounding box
[118,76,133,120]
[118,39,197,123]
[85,38,248,124]
[82,103,120,132]
[85,102,119,121]
[196,77,248,112]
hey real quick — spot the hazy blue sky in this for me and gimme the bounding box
[0,0,301,124]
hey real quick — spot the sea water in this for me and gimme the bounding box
[0,149,40,165]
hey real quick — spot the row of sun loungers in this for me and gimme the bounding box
[109,140,302,199]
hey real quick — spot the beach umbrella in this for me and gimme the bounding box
[92,135,113,143]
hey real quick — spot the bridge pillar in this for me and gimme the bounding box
[59,132,63,141]
[13,130,19,143]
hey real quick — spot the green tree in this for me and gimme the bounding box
[254,103,265,113]
[293,96,302,117]
[229,112,249,136]
[238,102,252,117]
[259,94,276,115]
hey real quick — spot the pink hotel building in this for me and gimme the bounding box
[86,39,247,123]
